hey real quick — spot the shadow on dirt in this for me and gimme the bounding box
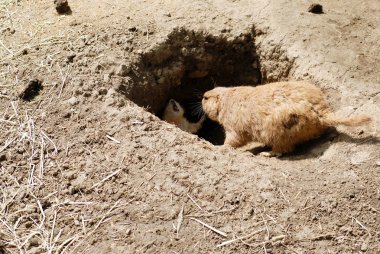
[238,128,378,160]
[281,129,379,160]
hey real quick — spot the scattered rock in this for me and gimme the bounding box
[308,3,323,14]
[106,88,116,97]
[99,87,108,95]
[361,239,369,251]
[105,97,118,107]
[265,248,272,254]
[92,63,103,73]
[72,78,84,87]
[350,151,371,165]
[29,236,41,247]
[1,27,15,35]
[0,154,6,162]
[41,200,52,210]
[62,110,72,118]
[66,96,78,106]
[69,19,81,26]
[67,53,76,63]
[74,88,83,95]
[116,64,131,77]
[71,172,87,190]
[63,170,76,180]
[18,79,43,101]
[128,26,137,32]
[220,28,229,33]
[24,221,33,228]
[103,74,111,82]
[28,247,43,254]
[54,0,72,15]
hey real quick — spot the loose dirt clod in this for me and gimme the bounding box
[0,154,6,162]
[308,3,323,14]
[116,64,131,77]
[54,0,72,14]
[18,79,43,101]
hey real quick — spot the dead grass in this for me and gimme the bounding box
[0,98,125,253]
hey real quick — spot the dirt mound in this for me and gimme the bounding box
[0,0,379,253]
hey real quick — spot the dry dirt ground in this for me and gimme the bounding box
[0,0,379,253]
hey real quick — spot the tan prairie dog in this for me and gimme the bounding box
[202,81,372,156]
[163,99,205,134]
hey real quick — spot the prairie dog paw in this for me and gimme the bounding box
[260,151,282,157]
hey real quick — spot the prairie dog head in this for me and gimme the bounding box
[163,99,185,124]
[163,99,205,134]
[201,87,227,121]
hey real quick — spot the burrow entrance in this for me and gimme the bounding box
[119,28,280,145]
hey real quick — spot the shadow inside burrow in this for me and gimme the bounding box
[155,76,227,145]
[122,28,262,113]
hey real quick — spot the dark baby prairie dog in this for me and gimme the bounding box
[201,81,371,156]
[163,99,205,134]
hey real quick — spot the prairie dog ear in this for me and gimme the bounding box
[169,99,180,112]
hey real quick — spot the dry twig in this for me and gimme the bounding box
[190,218,227,237]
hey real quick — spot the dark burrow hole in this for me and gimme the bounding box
[121,28,263,145]
[19,79,43,101]
[114,28,373,156]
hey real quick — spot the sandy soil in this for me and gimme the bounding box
[0,0,379,253]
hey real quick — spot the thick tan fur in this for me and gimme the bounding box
[163,99,205,134]
[202,81,371,155]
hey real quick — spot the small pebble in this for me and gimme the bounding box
[103,74,111,82]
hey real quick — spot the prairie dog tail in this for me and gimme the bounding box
[322,115,372,127]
